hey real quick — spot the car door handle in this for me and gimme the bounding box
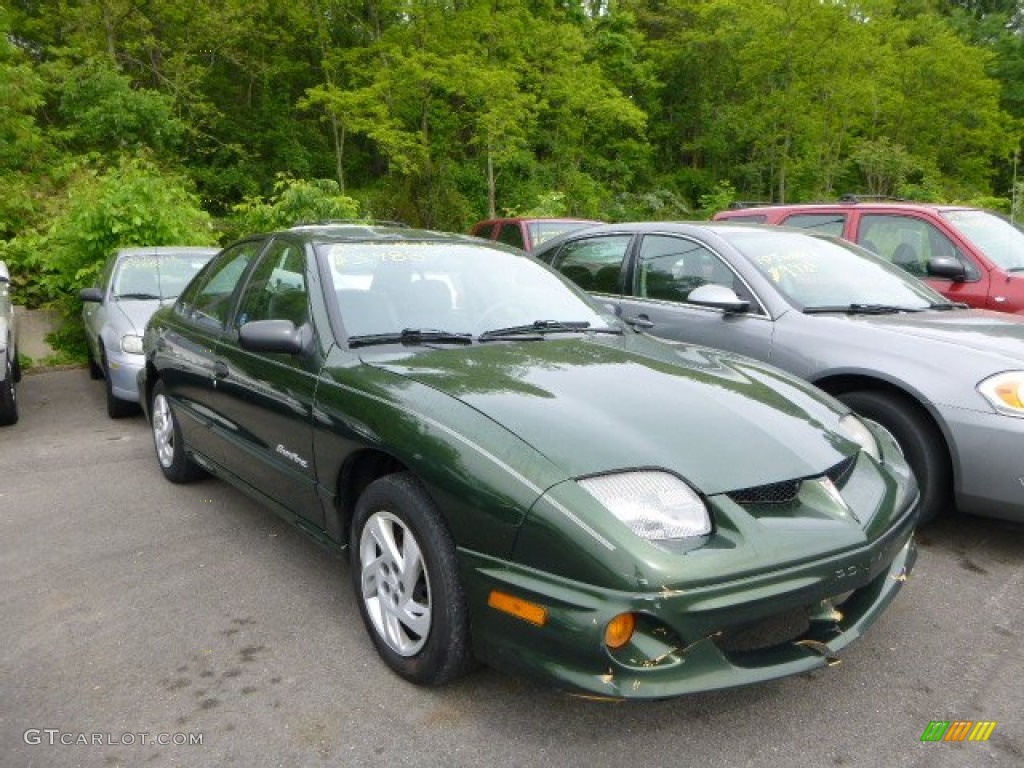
[624,314,655,329]
[213,360,229,379]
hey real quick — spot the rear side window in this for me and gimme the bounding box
[781,213,846,237]
[720,214,767,223]
[496,223,525,249]
[472,222,496,239]
[550,236,632,294]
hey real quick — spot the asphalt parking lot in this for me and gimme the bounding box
[2,368,1022,768]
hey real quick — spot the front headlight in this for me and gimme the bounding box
[120,334,144,355]
[838,413,881,462]
[978,371,1024,418]
[578,471,711,540]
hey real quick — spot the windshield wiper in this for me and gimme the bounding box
[348,328,473,348]
[116,292,162,300]
[928,300,970,310]
[802,303,923,315]
[478,320,622,341]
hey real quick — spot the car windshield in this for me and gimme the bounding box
[113,253,213,300]
[941,209,1024,270]
[722,229,944,310]
[320,241,618,339]
[526,220,597,249]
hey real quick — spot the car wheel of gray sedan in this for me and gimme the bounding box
[103,354,139,419]
[87,351,103,380]
[351,472,472,686]
[150,381,206,483]
[0,352,18,426]
[838,390,951,524]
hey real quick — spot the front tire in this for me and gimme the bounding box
[838,390,951,524]
[351,472,472,686]
[103,353,139,418]
[0,351,18,426]
[150,381,206,483]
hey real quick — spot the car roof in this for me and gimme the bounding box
[115,246,220,258]
[472,217,601,226]
[284,223,528,254]
[720,201,971,215]
[288,223,477,241]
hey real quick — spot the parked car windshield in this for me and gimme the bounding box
[320,241,617,338]
[526,220,598,249]
[113,253,214,301]
[941,209,1024,270]
[721,229,944,310]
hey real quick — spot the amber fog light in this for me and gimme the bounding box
[605,613,636,650]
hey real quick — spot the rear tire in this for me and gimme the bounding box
[150,380,206,483]
[837,390,951,524]
[351,472,472,686]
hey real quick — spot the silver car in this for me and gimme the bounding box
[0,260,20,426]
[535,221,1024,524]
[81,246,217,417]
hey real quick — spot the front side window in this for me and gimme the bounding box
[235,240,309,328]
[634,235,737,303]
[782,213,847,237]
[857,214,974,278]
[549,235,632,294]
[179,241,262,330]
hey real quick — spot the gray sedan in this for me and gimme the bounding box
[534,221,1024,524]
[80,246,217,417]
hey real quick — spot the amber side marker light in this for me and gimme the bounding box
[488,590,548,626]
[605,613,636,649]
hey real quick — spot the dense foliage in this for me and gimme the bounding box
[3,0,1024,318]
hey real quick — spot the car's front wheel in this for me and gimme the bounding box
[351,472,472,686]
[0,351,18,426]
[838,389,951,524]
[103,353,139,419]
[150,381,206,483]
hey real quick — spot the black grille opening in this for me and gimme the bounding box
[726,455,857,507]
[714,608,811,653]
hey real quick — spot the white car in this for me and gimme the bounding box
[80,246,217,417]
[0,260,20,426]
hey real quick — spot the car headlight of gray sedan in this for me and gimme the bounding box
[977,371,1024,418]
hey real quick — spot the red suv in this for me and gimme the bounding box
[469,217,600,252]
[714,198,1024,313]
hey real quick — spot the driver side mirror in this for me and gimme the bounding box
[239,319,311,356]
[79,287,104,303]
[926,257,967,283]
[686,283,750,314]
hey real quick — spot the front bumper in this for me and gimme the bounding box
[942,403,1024,521]
[461,500,917,700]
[105,350,144,402]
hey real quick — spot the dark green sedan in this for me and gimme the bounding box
[138,223,918,699]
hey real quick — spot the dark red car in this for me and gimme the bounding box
[469,217,600,252]
[714,198,1024,314]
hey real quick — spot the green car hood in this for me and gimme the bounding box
[362,335,853,495]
